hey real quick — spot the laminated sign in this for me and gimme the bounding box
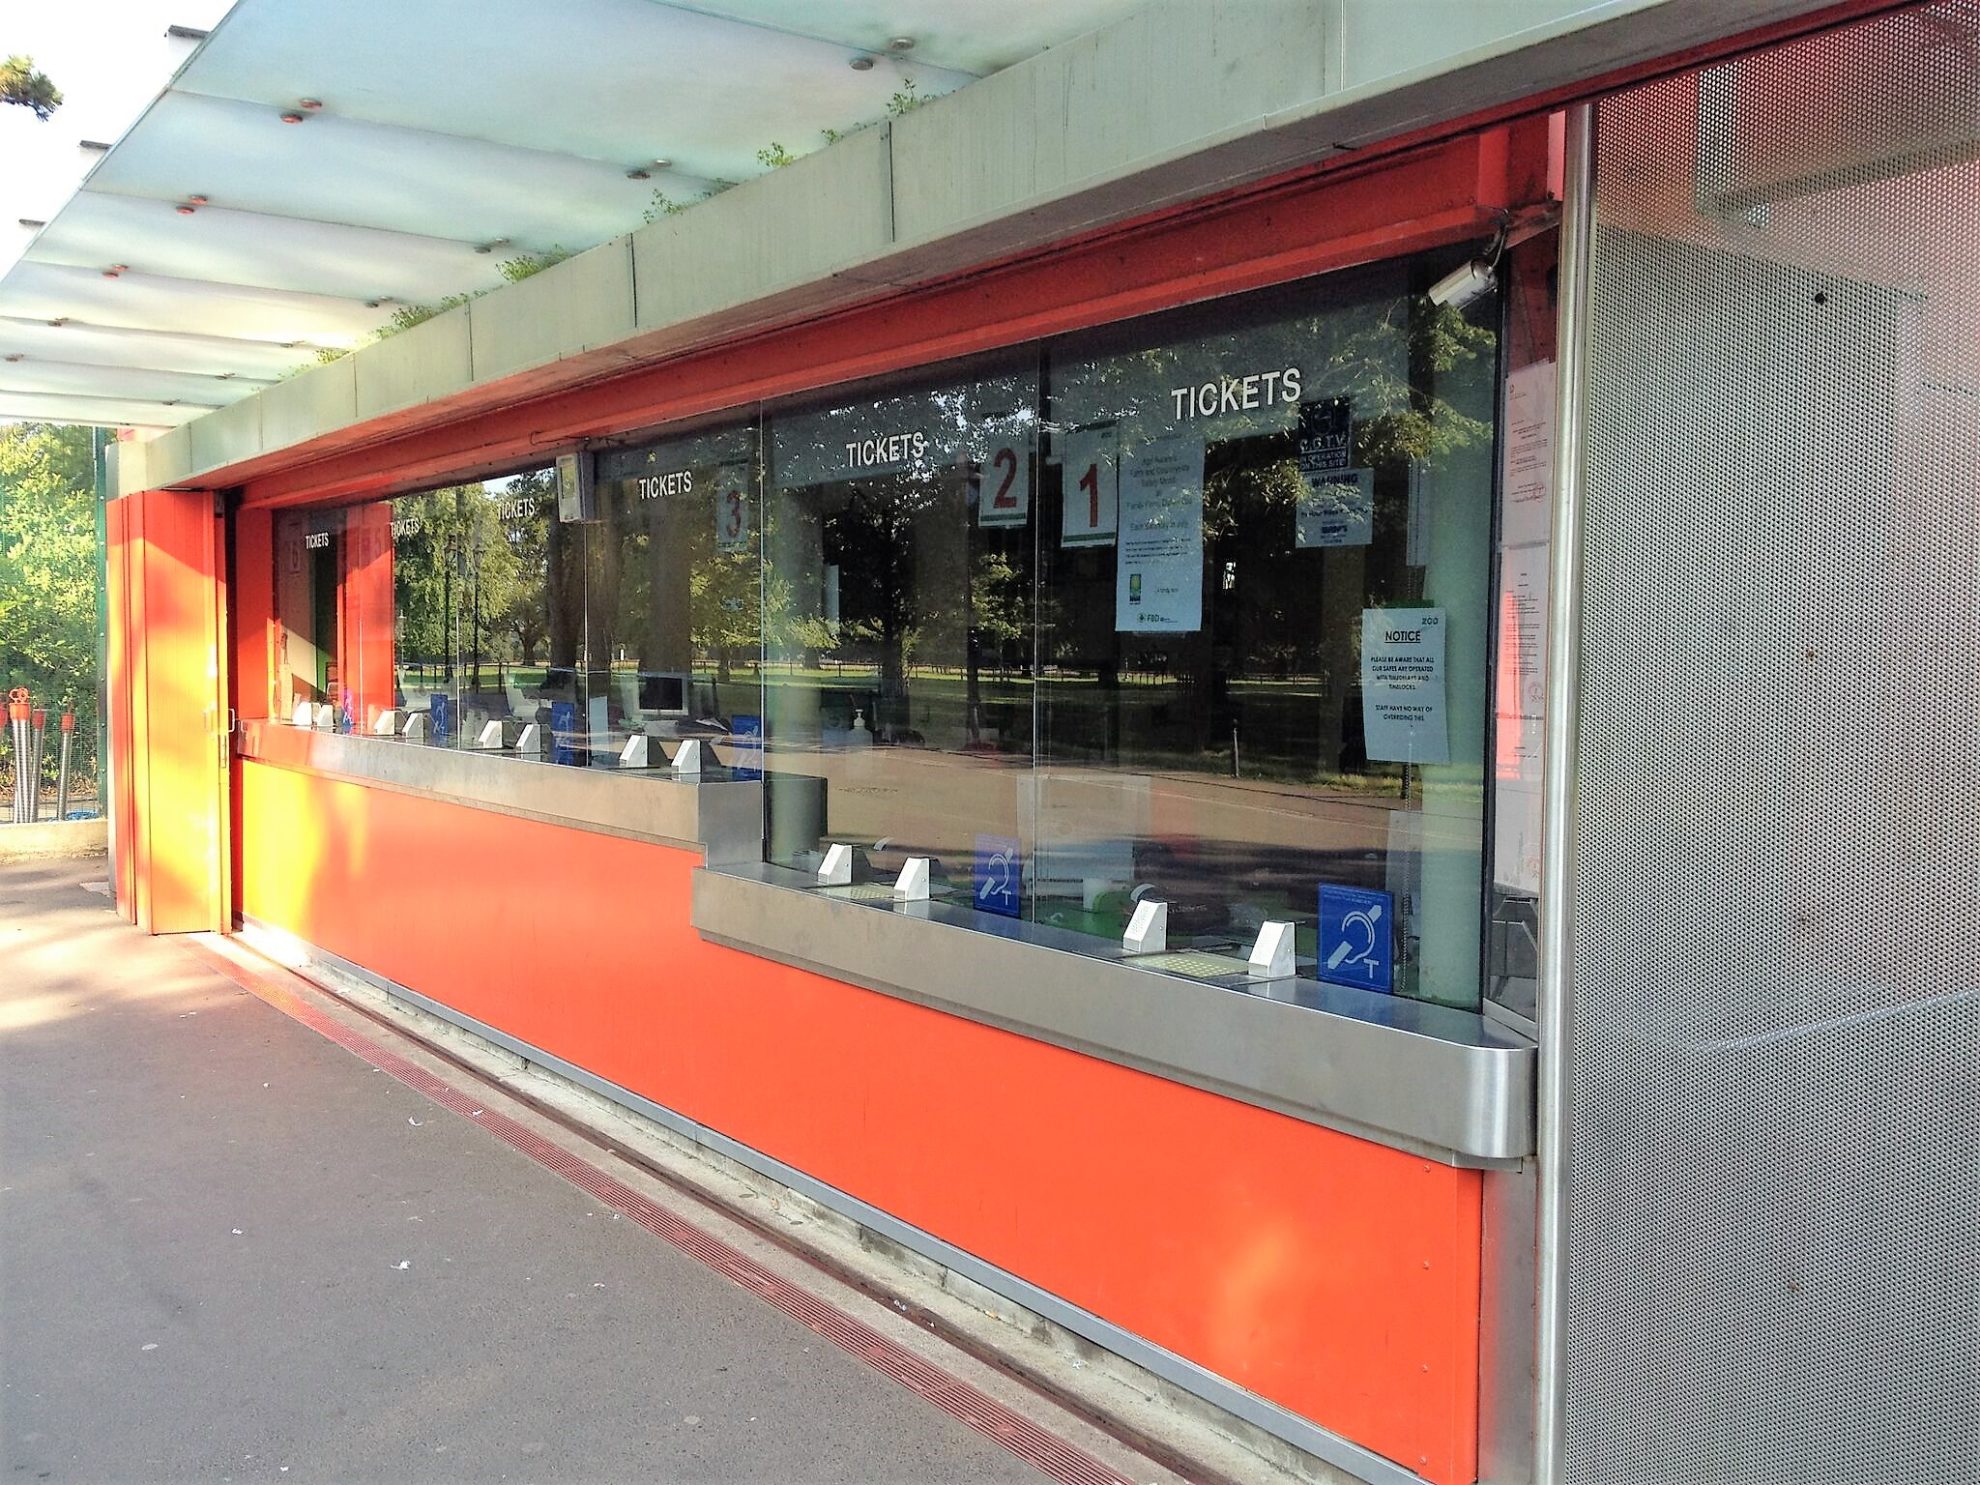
[1360,607,1449,764]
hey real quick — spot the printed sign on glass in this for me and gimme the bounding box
[975,434,1033,528]
[1060,425,1119,547]
[713,464,753,553]
[1114,435,1205,633]
[1318,883,1394,993]
[1360,607,1450,764]
[973,834,1023,918]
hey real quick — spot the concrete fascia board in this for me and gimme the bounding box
[123,0,1847,498]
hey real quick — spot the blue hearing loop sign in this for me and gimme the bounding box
[1318,883,1394,993]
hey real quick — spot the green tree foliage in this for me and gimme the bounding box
[0,423,98,790]
[1,55,62,120]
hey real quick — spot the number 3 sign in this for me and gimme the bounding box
[713,466,752,552]
[1061,425,1119,547]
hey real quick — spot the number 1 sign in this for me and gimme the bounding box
[1061,425,1119,547]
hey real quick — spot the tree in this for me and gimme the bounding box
[0,424,99,794]
[1,56,62,120]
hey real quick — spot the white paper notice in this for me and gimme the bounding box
[1361,607,1449,764]
[1116,436,1205,633]
[1495,546,1549,785]
[1502,361,1556,550]
[1295,468,1374,548]
[1061,426,1119,547]
[1493,545,1549,893]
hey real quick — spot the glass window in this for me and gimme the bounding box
[588,424,762,766]
[382,471,558,749]
[755,255,1499,1008]
[1037,260,1498,1006]
[762,363,1040,882]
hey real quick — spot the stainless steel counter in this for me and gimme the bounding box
[237,720,762,864]
[238,719,1534,1166]
[694,863,1536,1167]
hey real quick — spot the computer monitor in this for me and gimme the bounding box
[637,671,689,713]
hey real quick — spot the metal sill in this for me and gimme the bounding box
[236,719,762,864]
[693,863,1536,1167]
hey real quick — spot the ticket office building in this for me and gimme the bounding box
[209,153,1544,1485]
[106,6,1980,1482]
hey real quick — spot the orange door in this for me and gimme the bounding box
[108,488,233,933]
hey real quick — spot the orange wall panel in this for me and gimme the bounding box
[237,761,1484,1483]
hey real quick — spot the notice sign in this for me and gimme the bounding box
[1361,607,1449,764]
[1115,435,1205,633]
[1501,361,1556,550]
[1296,468,1374,548]
[1294,398,1372,547]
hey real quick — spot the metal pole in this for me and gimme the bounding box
[7,691,29,824]
[56,706,75,819]
[1532,100,1596,1485]
[28,709,45,823]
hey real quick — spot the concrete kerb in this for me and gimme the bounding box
[0,817,107,861]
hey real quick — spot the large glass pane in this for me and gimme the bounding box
[763,364,1039,887]
[384,469,556,750]
[588,424,761,769]
[1038,257,1498,1006]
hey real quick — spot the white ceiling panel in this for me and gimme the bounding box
[0,356,252,407]
[1,0,1164,436]
[0,261,384,348]
[172,0,980,182]
[676,0,1149,75]
[30,191,513,305]
[0,317,321,379]
[0,390,198,429]
[82,91,674,251]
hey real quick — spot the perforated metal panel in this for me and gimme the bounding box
[1566,8,1980,1485]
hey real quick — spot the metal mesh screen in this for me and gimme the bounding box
[1567,8,1980,1484]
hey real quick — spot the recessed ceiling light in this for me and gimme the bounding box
[849,55,874,70]
[80,139,111,152]
[299,98,323,111]
[888,36,915,51]
[626,168,650,180]
[176,204,196,215]
[188,194,209,205]
[280,111,305,124]
[17,218,44,229]
[165,25,209,40]
[652,158,672,170]
[3,353,23,363]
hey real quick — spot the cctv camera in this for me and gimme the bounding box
[1428,258,1496,310]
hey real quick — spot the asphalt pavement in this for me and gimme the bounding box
[0,858,1176,1485]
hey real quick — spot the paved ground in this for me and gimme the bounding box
[0,859,1176,1485]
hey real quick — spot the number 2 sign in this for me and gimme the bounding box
[974,438,1032,528]
[1061,425,1119,547]
[713,466,752,552]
